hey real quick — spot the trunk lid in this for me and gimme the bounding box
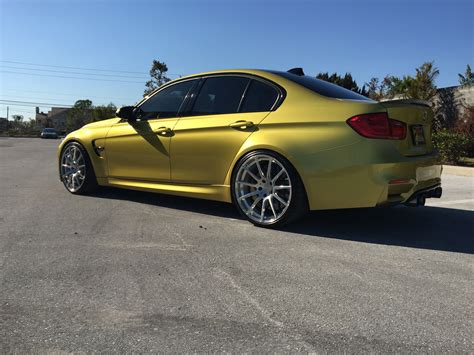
[380,99,434,156]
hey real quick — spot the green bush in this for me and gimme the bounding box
[432,130,473,164]
[7,129,41,137]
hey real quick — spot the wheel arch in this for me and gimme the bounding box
[226,145,310,206]
[58,138,99,181]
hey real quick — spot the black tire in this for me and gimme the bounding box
[59,141,98,195]
[231,150,308,227]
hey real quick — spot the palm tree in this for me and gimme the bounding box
[458,64,473,86]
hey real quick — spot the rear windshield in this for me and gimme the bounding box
[267,71,373,101]
[43,128,56,132]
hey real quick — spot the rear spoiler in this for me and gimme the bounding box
[380,99,431,108]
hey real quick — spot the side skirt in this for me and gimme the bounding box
[98,177,232,203]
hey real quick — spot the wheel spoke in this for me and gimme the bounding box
[266,159,272,179]
[249,196,262,211]
[273,193,288,207]
[274,185,291,190]
[236,181,257,187]
[74,175,81,188]
[268,196,277,219]
[271,168,284,183]
[255,158,265,178]
[245,169,260,182]
[239,190,259,200]
[260,198,266,222]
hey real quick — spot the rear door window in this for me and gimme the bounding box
[191,76,249,116]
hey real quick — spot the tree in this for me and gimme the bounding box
[144,60,171,96]
[455,105,474,137]
[67,100,93,131]
[66,100,117,132]
[316,72,367,96]
[433,87,459,131]
[378,61,439,101]
[366,77,394,100]
[93,103,117,122]
[11,114,24,130]
[409,61,439,100]
[458,64,473,86]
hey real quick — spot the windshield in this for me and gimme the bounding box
[267,70,374,102]
[43,128,56,132]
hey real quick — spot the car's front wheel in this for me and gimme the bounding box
[60,142,98,194]
[231,150,308,227]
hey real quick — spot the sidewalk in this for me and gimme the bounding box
[442,165,474,177]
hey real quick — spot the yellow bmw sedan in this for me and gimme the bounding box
[58,68,442,227]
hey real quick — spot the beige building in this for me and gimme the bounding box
[35,107,69,132]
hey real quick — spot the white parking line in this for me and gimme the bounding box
[428,199,474,206]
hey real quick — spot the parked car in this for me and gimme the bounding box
[57,68,442,227]
[41,128,58,139]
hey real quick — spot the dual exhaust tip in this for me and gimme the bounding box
[405,186,442,207]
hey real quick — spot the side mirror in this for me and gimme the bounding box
[116,106,136,121]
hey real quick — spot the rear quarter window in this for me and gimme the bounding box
[269,71,373,102]
[240,80,279,112]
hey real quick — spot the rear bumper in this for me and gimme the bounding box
[302,152,442,210]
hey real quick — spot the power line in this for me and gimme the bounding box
[0,59,148,75]
[1,88,136,101]
[0,65,149,79]
[0,100,73,107]
[1,94,81,103]
[1,70,144,84]
[0,107,33,114]
[0,60,183,77]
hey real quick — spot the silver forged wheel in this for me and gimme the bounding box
[60,144,86,192]
[234,154,292,225]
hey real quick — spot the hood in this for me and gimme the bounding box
[82,117,121,129]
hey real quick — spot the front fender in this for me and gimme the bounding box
[57,125,113,179]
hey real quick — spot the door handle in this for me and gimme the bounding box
[229,120,254,129]
[154,127,172,135]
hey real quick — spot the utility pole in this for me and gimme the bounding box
[6,106,9,120]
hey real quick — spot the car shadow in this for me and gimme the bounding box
[95,187,473,254]
[95,187,239,219]
[280,206,474,254]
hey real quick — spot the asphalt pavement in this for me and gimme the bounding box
[1,137,473,352]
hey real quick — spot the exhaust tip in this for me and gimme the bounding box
[433,187,442,198]
[417,195,426,206]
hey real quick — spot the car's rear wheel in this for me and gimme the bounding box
[231,150,308,227]
[60,142,98,194]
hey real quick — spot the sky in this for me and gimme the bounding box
[0,0,472,119]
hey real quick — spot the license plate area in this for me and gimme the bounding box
[411,125,425,146]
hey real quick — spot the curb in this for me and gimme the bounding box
[442,165,474,177]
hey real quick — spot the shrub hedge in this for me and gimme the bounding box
[432,130,474,165]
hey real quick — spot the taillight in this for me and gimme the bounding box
[347,113,406,140]
[389,119,407,140]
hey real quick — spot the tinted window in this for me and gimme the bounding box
[268,71,373,101]
[240,80,279,112]
[138,80,195,119]
[191,76,249,115]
